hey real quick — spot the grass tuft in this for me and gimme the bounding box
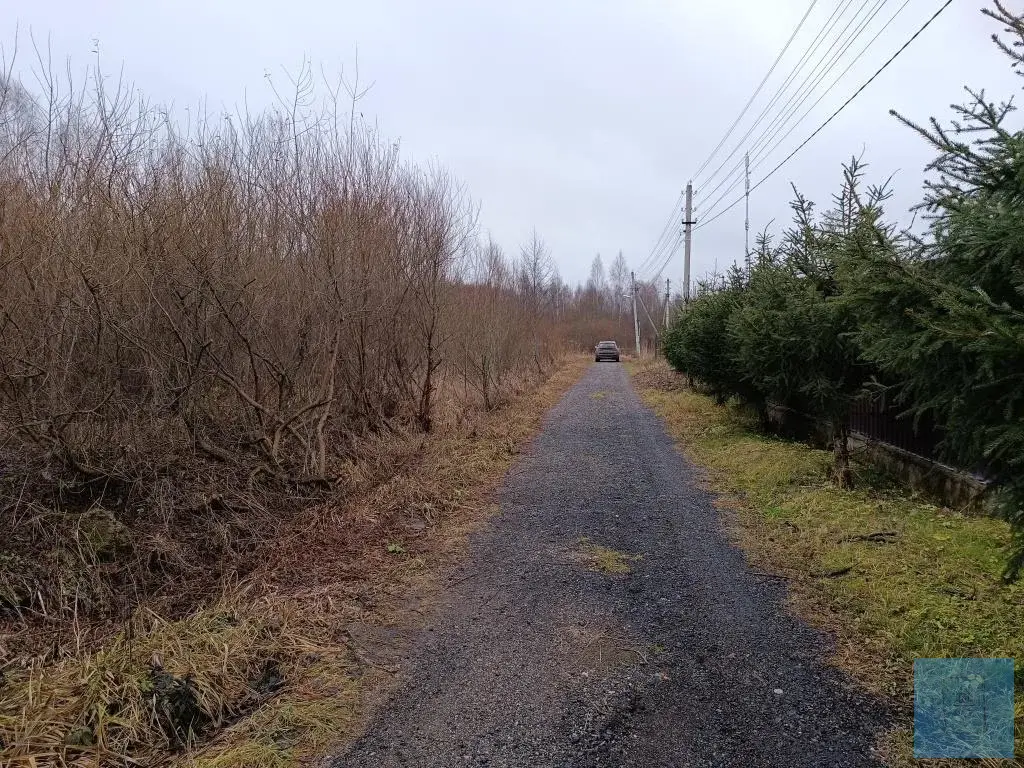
[0,596,338,766]
[578,538,638,575]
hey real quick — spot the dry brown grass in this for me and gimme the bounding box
[574,538,638,576]
[189,355,590,766]
[1,355,588,767]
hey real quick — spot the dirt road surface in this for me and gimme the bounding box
[332,363,887,767]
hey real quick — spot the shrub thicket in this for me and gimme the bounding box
[0,58,637,645]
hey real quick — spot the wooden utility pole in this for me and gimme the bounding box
[631,271,641,358]
[683,181,693,304]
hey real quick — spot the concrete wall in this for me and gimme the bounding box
[849,433,990,514]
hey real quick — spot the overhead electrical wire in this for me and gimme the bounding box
[641,230,682,282]
[698,0,888,209]
[637,192,683,275]
[693,0,861,192]
[696,0,916,224]
[651,0,947,282]
[636,191,684,278]
[692,0,954,233]
[697,0,884,206]
[751,0,893,150]
[649,235,683,282]
[690,0,821,182]
[663,0,848,282]
[740,0,916,199]
[753,0,953,193]
[695,0,934,226]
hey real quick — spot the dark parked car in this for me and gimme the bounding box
[594,340,620,362]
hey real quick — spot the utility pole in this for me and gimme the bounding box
[631,271,641,358]
[683,181,693,304]
[744,152,751,273]
[663,278,670,329]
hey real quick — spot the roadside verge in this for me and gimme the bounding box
[630,362,1023,767]
[0,359,589,768]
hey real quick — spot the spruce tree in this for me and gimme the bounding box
[664,266,771,421]
[844,1,1024,576]
[729,165,876,487]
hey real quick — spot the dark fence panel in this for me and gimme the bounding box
[849,394,944,463]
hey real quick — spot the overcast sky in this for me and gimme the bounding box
[8,0,1020,288]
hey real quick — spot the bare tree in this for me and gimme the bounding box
[518,228,554,307]
[0,46,635,665]
[609,251,629,317]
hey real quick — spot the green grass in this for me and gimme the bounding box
[635,371,1023,766]
[577,537,637,575]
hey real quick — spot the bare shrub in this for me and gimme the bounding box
[0,48,632,642]
[0,41,637,766]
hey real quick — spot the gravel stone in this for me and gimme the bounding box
[332,364,888,767]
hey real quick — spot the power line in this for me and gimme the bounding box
[649,234,683,283]
[690,0,820,182]
[641,228,681,281]
[637,191,684,276]
[748,0,917,175]
[753,0,953,193]
[698,0,880,204]
[693,0,953,233]
[744,0,890,166]
[742,0,893,166]
[693,0,865,201]
[692,189,748,233]
[695,0,860,192]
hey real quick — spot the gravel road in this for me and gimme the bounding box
[333,363,888,767]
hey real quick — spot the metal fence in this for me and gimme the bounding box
[848,393,944,463]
